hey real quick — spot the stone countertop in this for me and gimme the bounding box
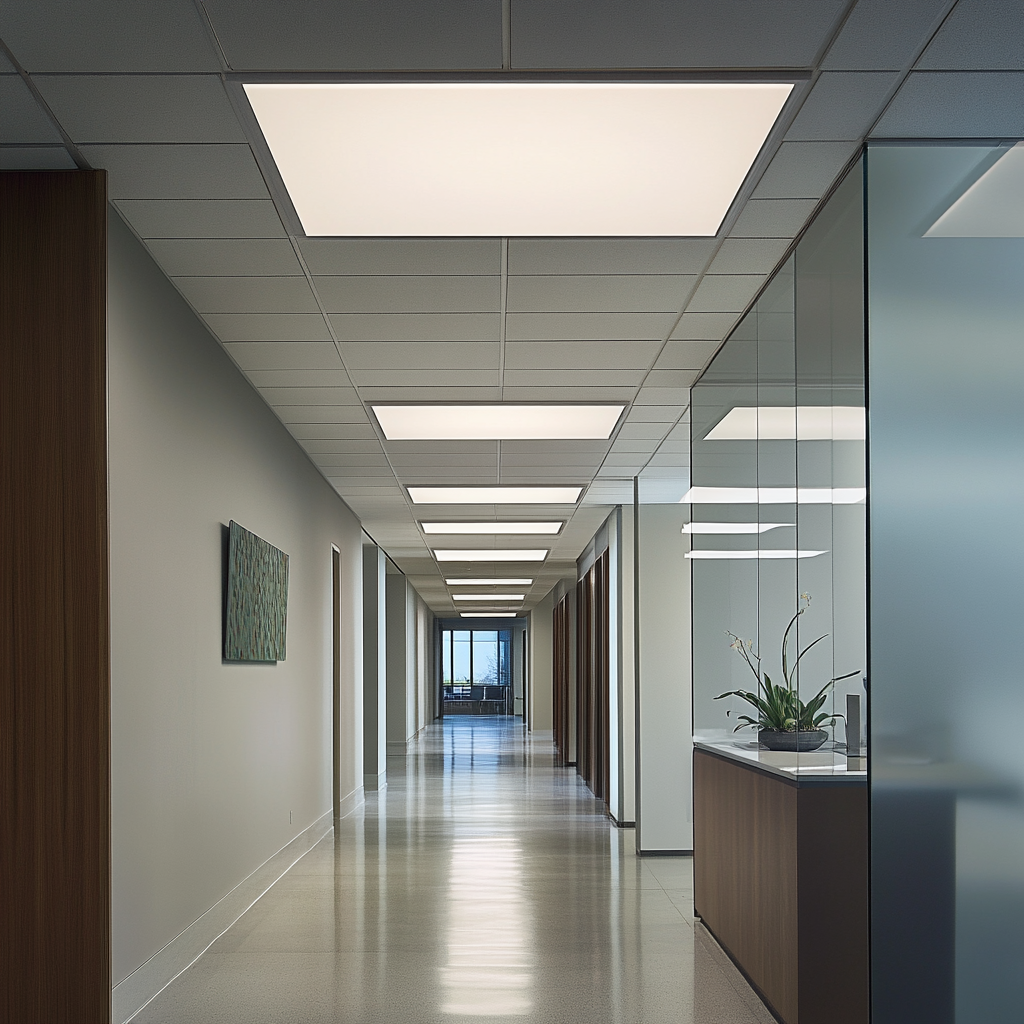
[694,739,867,786]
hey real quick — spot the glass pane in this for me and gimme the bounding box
[453,632,471,685]
[472,632,498,684]
[442,630,452,685]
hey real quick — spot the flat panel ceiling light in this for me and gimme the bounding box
[462,613,517,618]
[244,82,793,237]
[410,487,581,504]
[685,549,826,559]
[374,405,622,440]
[681,487,866,504]
[682,522,792,534]
[422,522,562,535]
[452,594,525,601]
[446,578,533,586]
[704,406,865,440]
[434,549,548,561]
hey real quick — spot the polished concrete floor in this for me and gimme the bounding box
[136,717,774,1023]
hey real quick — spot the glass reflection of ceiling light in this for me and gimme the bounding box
[681,487,866,504]
[409,487,581,504]
[704,406,865,440]
[682,522,791,534]
[434,550,548,561]
[446,578,533,586]
[244,82,793,237]
[686,549,827,559]
[373,405,623,440]
[452,594,525,601]
[422,522,562,535]
[461,612,518,618]
[926,143,1024,237]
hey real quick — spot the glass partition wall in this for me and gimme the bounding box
[441,628,513,714]
[690,160,867,764]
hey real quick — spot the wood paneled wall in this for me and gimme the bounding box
[0,171,110,1023]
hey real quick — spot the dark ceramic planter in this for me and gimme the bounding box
[758,728,828,752]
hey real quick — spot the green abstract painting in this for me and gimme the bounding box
[224,520,289,662]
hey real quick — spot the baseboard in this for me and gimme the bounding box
[363,770,387,792]
[337,784,364,819]
[113,806,340,1023]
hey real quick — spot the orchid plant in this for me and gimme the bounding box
[715,594,860,734]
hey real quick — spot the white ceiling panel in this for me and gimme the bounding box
[500,440,610,454]
[625,406,684,423]
[80,144,269,200]
[670,313,740,341]
[115,199,285,238]
[274,406,370,424]
[246,369,351,387]
[298,238,501,276]
[501,386,637,402]
[645,368,704,387]
[0,75,63,144]
[506,275,695,313]
[316,276,499,314]
[511,0,847,68]
[616,422,671,440]
[873,72,1024,137]
[144,238,302,276]
[729,198,819,238]
[504,341,660,369]
[384,440,495,455]
[1,0,220,72]
[0,147,75,169]
[300,439,383,454]
[203,0,501,71]
[174,277,318,313]
[257,386,360,406]
[503,369,646,386]
[785,72,899,141]
[609,440,661,454]
[823,0,950,71]
[750,141,859,199]
[224,341,344,371]
[329,313,499,342]
[707,239,792,275]
[389,454,497,467]
[202,312,331,342]
[652,341,720,370]
[35,75,244,143]
[359,386,502,402]
[289,423,379,440]
[916,0,1021,70]
[633,386,692,406]
[349,369,499,387]
[342,342,498,369]
[505,312,675,341]
[508,238,716,275]
[686,275,767,313]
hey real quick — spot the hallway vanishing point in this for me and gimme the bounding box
[135,718,774,1023]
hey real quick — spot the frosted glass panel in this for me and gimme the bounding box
[867,143,1024,1024]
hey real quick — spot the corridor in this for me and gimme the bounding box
[135,719,773,1024]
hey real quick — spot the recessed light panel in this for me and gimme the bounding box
[704,406,865,440]
[446,578,534,586]
[410,487,581,504]
[462,613,517,618]
[244,82,793,237]
[374,405,622,440]
[422,522,562,535]
[681,487,866,504]
[452,594,525,601]
[682,522,791,534]
[685,550,826,559]
[434,549,548,562]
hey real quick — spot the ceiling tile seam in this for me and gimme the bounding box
[807,0,861,69]
[192,0,234,72]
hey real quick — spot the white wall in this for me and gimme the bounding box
[362,544,387,788]
[636,503,693,853]
[528,592,554,734]
[386,573,410,750]
[107,211,364,987]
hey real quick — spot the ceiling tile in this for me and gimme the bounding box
[34,75,244,143]
[276,406,370,424]
[203,0,501,70]
[670,313,739,341]
[730,198,819,238]
[223,341,344,371]
[202,312,331,342]
[81,143,269,200]
[312,455,392,469]
[258,386,360,406]
[349,369,499,387]
[500,440,611,454]
[785,72,900,141]
[706,238,792,275]
[144,238,301,276]
[359,386,502,402]
[298,238,501,276]
[329,312,499,342]
[686,275,767,313]
[652,341,719,370]
[341,341,498,369]
[1,0,220,72]
[508,238,716,275]
[750,141,860,199]
[872,72,1024,137]
[916,0,1023,70]
[300,439,383,454]
[503,368,646,386]
[0,75,63,144]
[315,276,499,313]
[0,147,75,169]
[115,199,285,238]
[625,405,684,423]
[506,275,694,313]
[616,422,670,440]
[505,312,675,341]
[384,440,496,455]
[504,340,660,369]
[512,0,847,68]
[245,369,351,387]
[501,386,637,402]
[288,422,379,440]
[174,276,318,313]
[633,386,692,406]
[644,368,703,387]
[822,0,950,70]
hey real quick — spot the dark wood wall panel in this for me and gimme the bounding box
[0,171,110,1023]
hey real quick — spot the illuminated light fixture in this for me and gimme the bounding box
[244,82,793,237]
[461,612,517,618]
[422,522,562,535]
[686,549,826,559]
[926,142,1024,237]
[372,405,622,440]
[446,578,533,586]
[682,522,791,535]
[409,486,581,504]
[434,549,548,562]
[452,594,525,601]
[704,406,865,440]
[681,487,866,504]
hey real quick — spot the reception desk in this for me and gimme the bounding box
[693,742,868,1024]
